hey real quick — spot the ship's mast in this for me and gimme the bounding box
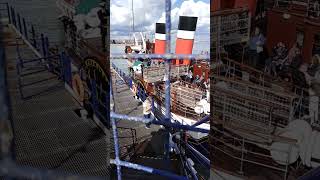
[130,0,135,44]
[132,0,135,32]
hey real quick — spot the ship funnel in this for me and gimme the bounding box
[175,16,197,65]
[155,23,166,55]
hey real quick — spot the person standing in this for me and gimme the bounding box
[97,1,108,52]
[143,94,153,129]
[248,27,266,68]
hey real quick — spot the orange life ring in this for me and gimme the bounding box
[72,73,84,105]
[132,84,137,95]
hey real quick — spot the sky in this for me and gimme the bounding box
[110,0,210,52]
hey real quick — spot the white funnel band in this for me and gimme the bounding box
[177,30,195,40]
[155,33,166,40]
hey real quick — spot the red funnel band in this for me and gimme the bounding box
[155,39,166,55]
[175,38,194,65]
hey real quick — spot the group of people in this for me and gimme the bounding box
[247,27,320,88]
[184,70,207,88]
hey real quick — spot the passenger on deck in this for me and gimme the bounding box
[248,27,266,68]
[197,74,205,87]
[193,75,200,84]
[279,43,302,81]
[266,42,288,76]
[292,63,310,89]
[146,39,151,54]
[186,70,193,83]
[143,93,153,129]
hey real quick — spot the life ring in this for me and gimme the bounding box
[132,83,138,98]
[72,73,84,105]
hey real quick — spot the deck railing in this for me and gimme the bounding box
[274,0,320,19]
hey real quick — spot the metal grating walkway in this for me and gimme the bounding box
[3,25,111,178]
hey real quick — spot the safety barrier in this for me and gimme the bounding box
[210,125,294,180]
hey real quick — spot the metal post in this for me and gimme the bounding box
[65,55,72,86]
[15,38,23,68]
[60,52,65,81]
[45,37,51,70]
[17,13,21,33]
[164,0,171,160]
[111,118,122,180]
[11,7,15,26]
[41,34,46,58]
[31,25,36,48]
[6,3,10,24]
[22,18,28,40]
[91,80,98,112]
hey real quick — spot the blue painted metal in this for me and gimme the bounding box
[110,159,188,180]
[298,166,320,180]
[90,80,98,112]
[191,115,210,127]
[61,52,72,86]
[111,118,122,180]
[186,143,210,168]
[111,112,208,133]
[164,0,172,160]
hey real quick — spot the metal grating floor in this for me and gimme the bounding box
[4,26,110,178]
